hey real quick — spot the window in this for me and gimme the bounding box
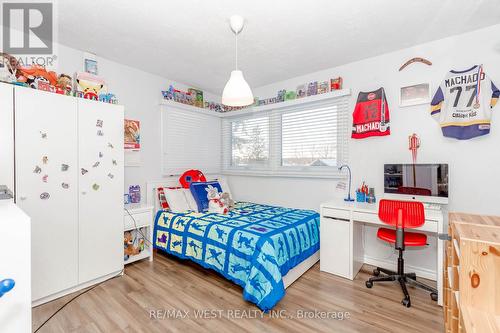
[222,95,350,177]
[281,107,338,167]
[231,116,269,167]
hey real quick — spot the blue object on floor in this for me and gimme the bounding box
[0,279,15,297]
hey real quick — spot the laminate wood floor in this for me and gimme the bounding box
[33,253,444,333]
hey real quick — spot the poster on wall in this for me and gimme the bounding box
[124,119,140,150]
[124,119,141,166]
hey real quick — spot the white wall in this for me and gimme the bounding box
[226,24,500,277]
[54,43,220,200]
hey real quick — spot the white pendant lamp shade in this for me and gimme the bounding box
[221,15,254,107]
[222,70,254,107]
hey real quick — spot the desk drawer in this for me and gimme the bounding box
[352,211,378,224]
[322,207,350,220]
[124,211,151,230]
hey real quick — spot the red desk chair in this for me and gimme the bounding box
[365,199,438,307]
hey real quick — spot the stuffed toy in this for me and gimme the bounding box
[0,53,18,83]
[56,74,73,95]
[206,184,229,214]
[16,65,57,89]
[75,72,105,100]
[124,231,140,261]
[220,192,234,209]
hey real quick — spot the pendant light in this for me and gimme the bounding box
[222,15,254,107]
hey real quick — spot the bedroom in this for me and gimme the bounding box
[1,0,499,332]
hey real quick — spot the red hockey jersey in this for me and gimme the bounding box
[351,88,391,139]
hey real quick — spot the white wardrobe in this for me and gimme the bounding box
[11,85,124,305]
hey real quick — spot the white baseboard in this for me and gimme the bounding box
[363,255,437,281]
[32,270,123,307]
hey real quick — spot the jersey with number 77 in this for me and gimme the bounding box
[430,65,499,140]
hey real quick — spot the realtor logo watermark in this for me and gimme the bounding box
[1,0,58,66]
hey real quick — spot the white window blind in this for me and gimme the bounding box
[162,106,221,175]
[222,96,350,177]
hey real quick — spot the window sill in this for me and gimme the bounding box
[221,169,347,180]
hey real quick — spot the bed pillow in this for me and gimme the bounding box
[217,177,233,198]
[182,189,199,212]
[163,188,191,213]
[190,181,223,212]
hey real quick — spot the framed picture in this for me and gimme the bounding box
[399,83,431,107]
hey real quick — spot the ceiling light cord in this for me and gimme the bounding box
[235,32,238,70]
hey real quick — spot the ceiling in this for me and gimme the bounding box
[58,0,500,95]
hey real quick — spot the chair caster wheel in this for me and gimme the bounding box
[365,281,373,288]
[402,297,411,308]
[373,268,380,276]
[430,292,438,301]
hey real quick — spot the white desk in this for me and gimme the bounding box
[320,199,445,306]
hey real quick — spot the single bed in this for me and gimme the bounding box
[146,178,320,311]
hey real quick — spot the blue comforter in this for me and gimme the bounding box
[153,202,320,310]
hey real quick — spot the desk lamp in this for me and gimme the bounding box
[339,164,354,202]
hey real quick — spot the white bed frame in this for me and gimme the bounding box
[146,177,319,289]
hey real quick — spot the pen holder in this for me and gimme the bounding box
[356,191,366,203]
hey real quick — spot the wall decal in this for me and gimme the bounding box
[97,130,104,136]
[99,152,103,158]
[92,183,100,191]
[107,143,114,149]
[33,166,42,174]
[96,119,103,128]
[112,159,117,166]
[42,156,48,164]
[62,183,69,189]
[81,168,88,175]
[61,164,69,171]
[40,131,47,139]
[107,173,114,179]
[42,175,48,183]
[40,192,50,200]
[92,161,100,168]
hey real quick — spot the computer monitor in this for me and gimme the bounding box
[384,164,449,204]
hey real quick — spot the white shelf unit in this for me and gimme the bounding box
[124,204,154,264]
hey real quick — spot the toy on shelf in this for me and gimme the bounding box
[75,72,105,101]
[307,81,318,96]
[128,185,141,204]
[188,88,204,108]
[318,81,330,94]
[277,89,286,102]
[56,74,73,95]
[296,84,306,98]
[16,65,57,90]
[99,93,118,104]
[285,91,296,101]
[124,231,140,261]
[331,77,343,90]
[0,53,19,83]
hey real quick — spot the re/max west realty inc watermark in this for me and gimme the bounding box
[1,0,58,67]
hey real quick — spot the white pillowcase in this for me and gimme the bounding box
[164,188,191,213]
[182,189,199,212]
[217,177,232,198]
